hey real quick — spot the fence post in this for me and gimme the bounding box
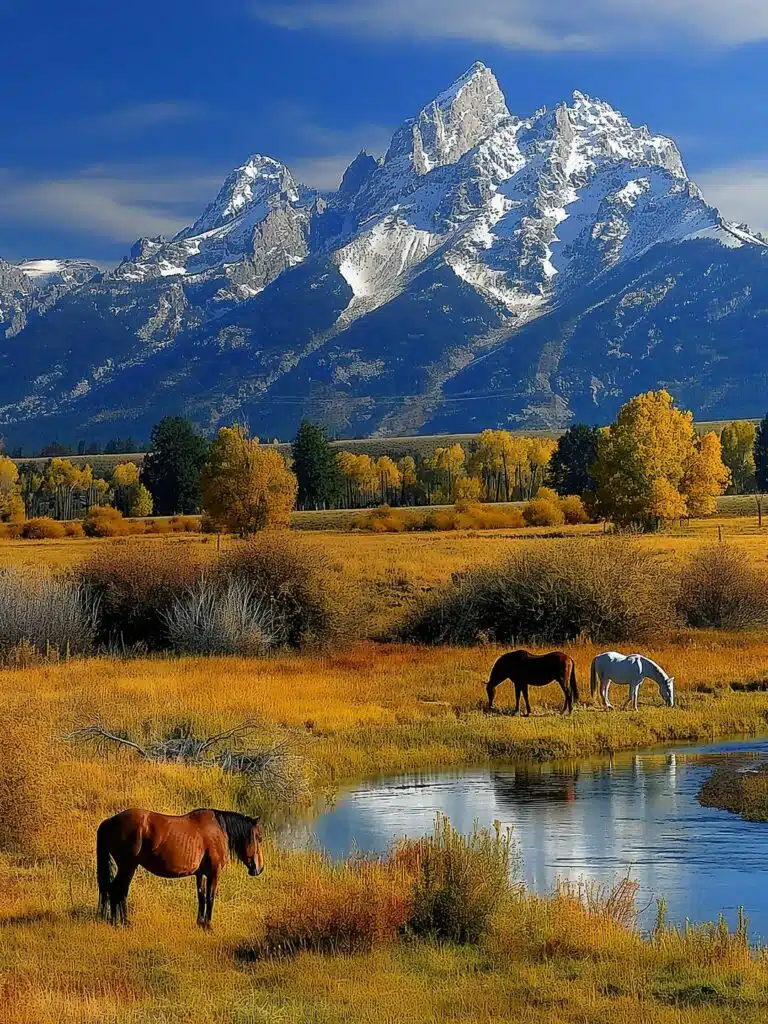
[718,525,723,543]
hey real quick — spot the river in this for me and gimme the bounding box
[291,737,768,940]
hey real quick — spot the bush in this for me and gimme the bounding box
[355,505,407,533]
[163,578,280,656]
[560,495,590,525]
[0,568,99,661]
[394,815,516,944]
[20,517,65,539]
[401,539,676,645]
[215,532,353,649]
[77,541,205,648]
[168,515,201,533]
[453,503,525,530]
[678,545,768,629]
[522,498,565,527]
[83,505,126,537]
[63,521,85,538]
[257,852,412,956]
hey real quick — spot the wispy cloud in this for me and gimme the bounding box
[77,101,207,136]
[0,165,222,244]
[253,0,768,50]
[696,162,768,234]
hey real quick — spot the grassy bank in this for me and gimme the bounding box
[699,764,768,822]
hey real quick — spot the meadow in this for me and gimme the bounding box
[4,521,768,1021]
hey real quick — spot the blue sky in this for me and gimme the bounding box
[1,0,767,264]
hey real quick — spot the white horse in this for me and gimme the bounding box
[590,652,675,711]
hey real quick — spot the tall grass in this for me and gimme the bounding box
[163,578,279,656]
[401,539,676,645]
[395,814,517,943]
[0,568,98,661]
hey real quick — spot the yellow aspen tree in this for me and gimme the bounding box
[200,425,297,535]
[0,455,24,522]
[683,432,731,517]
[375,456,402,504]
[720,420,757,494]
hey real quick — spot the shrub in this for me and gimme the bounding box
[257,852,412,955]
[163,578,280,656]
[215,532,353,649]
[395,815,516,944]
[401,539,676,645]
[168,515,201,533]
[77,541,205,648]
[63,520,85,538]
[677,544,768,629]
[522,498,565,527]
[20,517,65,539]
[355,505,407,533]
[0,568,99,661]
[423,509,457,531]
[83,505,126,537]
[453,503,525,530]
[560,495,590,525]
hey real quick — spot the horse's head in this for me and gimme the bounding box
[243,816,264,877]
[662,676,675,708]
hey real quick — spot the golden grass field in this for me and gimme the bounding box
[4,522,768,1021]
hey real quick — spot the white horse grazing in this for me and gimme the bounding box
[590,652,675,711]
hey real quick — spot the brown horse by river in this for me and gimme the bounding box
[96,808,264,928]
[486,650,578,715]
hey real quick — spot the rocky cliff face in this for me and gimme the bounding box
[0,63,765,446]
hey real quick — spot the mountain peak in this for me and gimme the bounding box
[385,62,510,175]
[183,154,298,238]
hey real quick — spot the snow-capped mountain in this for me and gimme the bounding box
[0,62,766,447]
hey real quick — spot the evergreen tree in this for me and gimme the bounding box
[548,424,600,497]
[141,417,209,515]
[291,420,344,510]
[755,414,768,492]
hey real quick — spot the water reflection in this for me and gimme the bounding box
[300,738,768,939]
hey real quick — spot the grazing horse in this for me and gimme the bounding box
[96,808,263,928]
[486,650,578,715]
[590,652,675,711]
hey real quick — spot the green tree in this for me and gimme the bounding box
[754,414,768,494]
[129,484,154,518]
[720,421,757,494]
[291,421,344,511]
[201,425,297,535]
[141,417,209,515]
[548,424,600,497]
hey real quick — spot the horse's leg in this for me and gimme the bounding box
[512,681,521,715]
[522,684,531,717]
[111,862,137,926]
[196,870,208,928]
[205,868,220,929]
[603,680,614,710]
[559,675,570,715]
[632,682,641,712]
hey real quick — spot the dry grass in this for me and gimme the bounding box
[698,765,768,821]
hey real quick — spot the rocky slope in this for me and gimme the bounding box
[0,63,765,447]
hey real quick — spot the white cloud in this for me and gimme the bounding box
[253,0,768,50]
[696,163,768,234]
[0,166,223,243]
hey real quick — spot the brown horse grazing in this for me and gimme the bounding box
[486,650,578,715]
[96,808,263,928]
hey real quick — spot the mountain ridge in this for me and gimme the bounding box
[1,62,766,447]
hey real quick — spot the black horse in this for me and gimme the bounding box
[485,650,578,715]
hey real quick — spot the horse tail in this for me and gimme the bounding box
[590,658,598,699]
[570,660,579,704]
[96,821,114,918]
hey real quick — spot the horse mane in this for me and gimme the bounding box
[213,810,255,858]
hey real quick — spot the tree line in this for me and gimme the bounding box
[2,397,768,533]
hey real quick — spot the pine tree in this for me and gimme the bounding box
[141,417,209,515]
[291,421,344,511]
[548,424,600,497]
[754,413,768,493]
